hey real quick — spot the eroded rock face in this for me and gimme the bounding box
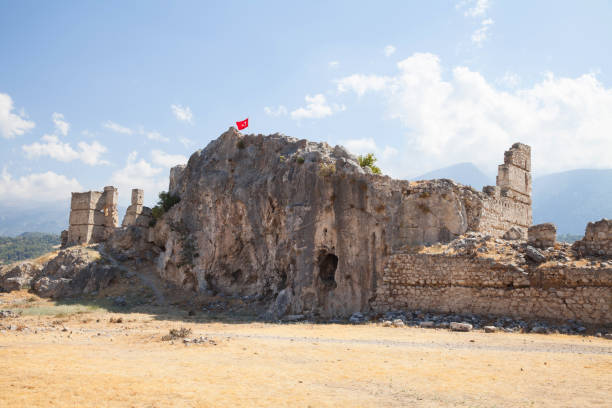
[0,262,42,291]
[31,247,118,298]
[153,128,489,318]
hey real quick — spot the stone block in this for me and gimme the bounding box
[528,223,556,248]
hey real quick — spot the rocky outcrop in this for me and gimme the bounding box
[0,262,43,291]
[152,128,508,318]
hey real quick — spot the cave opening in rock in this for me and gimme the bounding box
[318,252,338,289]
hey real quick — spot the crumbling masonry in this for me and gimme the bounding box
[63,187,150,246]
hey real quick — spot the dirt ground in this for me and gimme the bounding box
[0,291,610,408]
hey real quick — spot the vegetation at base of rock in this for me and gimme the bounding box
[296,156,305,164]
[0,233,60,265]
[357,153,381,174]
[150,191,181,225]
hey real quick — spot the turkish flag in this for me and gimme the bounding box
[236,118,248,130]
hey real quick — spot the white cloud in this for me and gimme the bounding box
[151,149,188,168]
[146,131,169,142]
[171,104,193,124]
[23,134,109,166]
[103,120,133,135]
[328,61,340,68]
[383,45,396,57]
[264,105,288,117]
[110,152,166,206]
[498,71,521,88]
[336,74,390,97]
[336,52,612,176]
[471,18,494,46]
[457,0,490,17]
[290,94,344,120]
[0,93,35,139]
[0,167,81,203]
[52,112,70,136]
[179,137,194,148]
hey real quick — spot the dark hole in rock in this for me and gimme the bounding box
[318,252,338,289]
[231,269,242,283]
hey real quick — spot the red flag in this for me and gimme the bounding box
[236,118,248,130]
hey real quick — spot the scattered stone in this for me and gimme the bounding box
[525,245,546,263]
[484,326,498,333]
[450,322,473,332]
[349,312,366,324]
[0,310,17,319]
[282,314,305,322]
[382,320,392,327]
[604,333,612,340]
[392,319,405,328]
[113,296,127,307]
[503,227,524,241]
[419,321,435,328]
[530,326,548,334]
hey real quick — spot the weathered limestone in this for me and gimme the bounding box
[528,223,557,249]
[152,128,535,318]
[476,143,532,238]
[122,189,153,228]
[573,219,612,257]
[66,186,118,246]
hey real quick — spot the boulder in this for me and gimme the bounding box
[503,227,524,241]
[0,262,42,291]
[525,245,546,264]
[450,322,473,332]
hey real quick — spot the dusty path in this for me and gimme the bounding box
[1,291,611,408]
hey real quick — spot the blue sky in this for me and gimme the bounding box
[1,0,611,207]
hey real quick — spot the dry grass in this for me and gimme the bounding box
[0,291,611,408]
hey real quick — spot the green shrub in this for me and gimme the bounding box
[236,140,246,149]
[296,156,305,164]
[319,162,336,177]
[150,191,180,225]
[357,153,381,174]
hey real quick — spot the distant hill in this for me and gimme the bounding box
[0,204,127,237]
[0,232,60,265]
[0,205,68,237]
[532,169,612,235]
[413,162,493,191]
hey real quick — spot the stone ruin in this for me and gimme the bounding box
[573,219,612,257]
[61,187,151,247]
[55,128,610,325]
[63,186,118,246]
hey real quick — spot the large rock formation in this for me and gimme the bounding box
[151,128,530,318]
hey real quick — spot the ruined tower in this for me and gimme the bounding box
[122,188,153,227]
[66,186,118,245]
[478,143,532,238]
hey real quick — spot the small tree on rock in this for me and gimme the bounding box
[357,153,381,174]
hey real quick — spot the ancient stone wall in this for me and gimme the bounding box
[573,219,612,257]
[67,186,118,245]
[528,223,557,249]
[122,189,152,228]
[476,143,532,238]
[372,252,611,325]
